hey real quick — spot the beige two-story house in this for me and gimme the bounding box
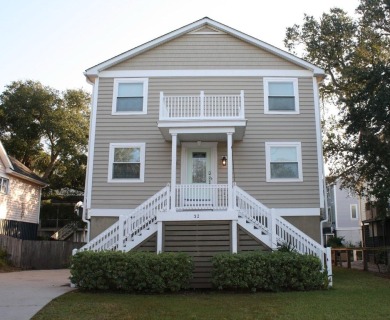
[80,17,331,287]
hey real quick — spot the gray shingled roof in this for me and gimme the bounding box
[9,156,47,185]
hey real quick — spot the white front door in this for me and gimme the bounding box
[187,148,212,185]
[180,142,218,209]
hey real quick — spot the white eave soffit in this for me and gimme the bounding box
[84,17,325,77]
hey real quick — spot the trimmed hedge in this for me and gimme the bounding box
[70,251,194,293]
[212,251,325,292]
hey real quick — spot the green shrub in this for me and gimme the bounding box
[0,248,11,269]
[70,251,193,293]
[212,251,325,292]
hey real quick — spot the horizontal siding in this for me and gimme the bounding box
[163,221,231,288]
[238,226,270,252]
[0,176,40,224]
[91,76,320,209]
[108,34,303,70]
[134,233,157,252]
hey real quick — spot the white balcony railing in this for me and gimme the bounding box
[175,184,228,211]
[160,91,245,120]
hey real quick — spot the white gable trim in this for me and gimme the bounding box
[85,17,325,77]
[0,142,14,170]
[99,69,314,78]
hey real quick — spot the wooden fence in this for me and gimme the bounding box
[0,235,85,269]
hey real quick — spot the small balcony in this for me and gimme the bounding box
[159,91,245,120]
[158,91,247,141]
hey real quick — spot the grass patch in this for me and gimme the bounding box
[33,268,390,320]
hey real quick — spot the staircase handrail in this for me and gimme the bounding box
[51,221,78,240]
[78,185,170,252]
[234,186,271,234]
[120,185,170,249]
[234,185,327,259]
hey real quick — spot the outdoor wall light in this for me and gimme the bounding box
[221,156,227,167]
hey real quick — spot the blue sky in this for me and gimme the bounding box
[0,0,359,93]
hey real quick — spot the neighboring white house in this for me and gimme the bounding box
[326,181,362,246]
[0,141,47,240]
[79,17,332,287]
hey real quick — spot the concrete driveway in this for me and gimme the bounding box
[0,269,74,320]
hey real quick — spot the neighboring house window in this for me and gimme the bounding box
[112,78,148,115]
[0,177,9,194]
[264,78,299,114]
[350,204,358,219]
[265,142,303,182]
[108,143,145,182]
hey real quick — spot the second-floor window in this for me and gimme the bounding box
[108,143,145,183]
[0,177,9,194]
[264,78,299,114]
[265,142,303,182]
[112,78,148,115]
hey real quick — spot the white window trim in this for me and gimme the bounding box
[264,78,299,114]
[112,78,148,115]
[265,142,303,182]
[0,177,9,194]
[350,204,359,220]
[108,143,145,183]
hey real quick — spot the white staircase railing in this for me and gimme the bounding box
[77,185,170,252]
[233,185,332,279]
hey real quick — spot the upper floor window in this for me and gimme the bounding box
[112,78,148,115]
[350,204,358,219]
[0,177,9,194]
[264,78,299,114]
[265,142,303,182]
[108,143,145,183]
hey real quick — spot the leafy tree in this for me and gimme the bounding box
[0,80,90,194]
[284,0,390,212]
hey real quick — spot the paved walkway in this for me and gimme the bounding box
[0,269,74,320]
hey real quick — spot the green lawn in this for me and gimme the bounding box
[33,268,390,320]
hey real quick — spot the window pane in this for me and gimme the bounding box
[270,162,299,179]
[192,152,207,183]
[269,97,295,111]
[270,147,297,162]
[351,205,357,219]
[114,148,140,162]
[269,82,294,96]
[113,163,140,179]
[116,97,143,112]
[118,83,143,97]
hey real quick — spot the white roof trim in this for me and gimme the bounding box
[84,17,325,77]
[0,141,14,170]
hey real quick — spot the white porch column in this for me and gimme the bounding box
[157,221,163,253]
[231,220,238,253]
[171,133,177,212]
[227,132,233,209]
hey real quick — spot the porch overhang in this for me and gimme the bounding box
[158,121,247,141]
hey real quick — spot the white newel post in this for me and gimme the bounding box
[326,246,333,287]
[270,208,278,250]
[200,91,205,117]
[227,132,233,209]
[171,133,177,211]
[118,215,125,251]
[240,90,245,118]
